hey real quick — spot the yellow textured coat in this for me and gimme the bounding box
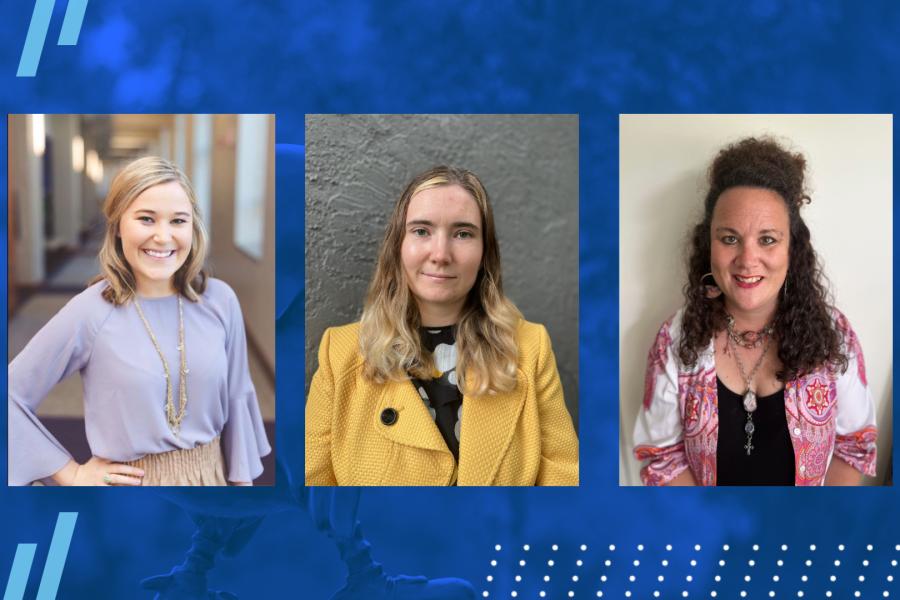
[305,321,579,486]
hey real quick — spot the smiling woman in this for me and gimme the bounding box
[118,181,195,296]
[305,165,579,486]
[632,137,877,487]
[8,157,271,486]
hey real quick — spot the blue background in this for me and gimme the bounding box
[1,1,898,598]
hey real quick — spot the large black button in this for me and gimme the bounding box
[380,408,398,426]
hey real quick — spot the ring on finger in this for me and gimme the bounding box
[103,474,113,484]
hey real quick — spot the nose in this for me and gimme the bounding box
[429,233,451,264]
[735,241,760,268]
[152,223,174,243]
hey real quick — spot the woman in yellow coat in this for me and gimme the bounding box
[305,166,578,486]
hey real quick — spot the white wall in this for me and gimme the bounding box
[619,114,893,486]
[13,115,46,284]
[208,114,275,370]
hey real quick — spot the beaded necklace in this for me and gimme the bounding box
[134,295,189,434]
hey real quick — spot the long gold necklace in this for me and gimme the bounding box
[134,295,189,434]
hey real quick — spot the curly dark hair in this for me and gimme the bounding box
[678,137,847,380]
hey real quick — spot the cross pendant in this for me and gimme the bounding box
[744,441,754,455]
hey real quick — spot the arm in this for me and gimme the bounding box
[218,284,272,485]
[51,457,144,486]
[829,313,877,483]
[533,325,579,486]
[633,318,696,486]
[305,328,338,485]
[666,469,698,486]
[9,290,101,485]
[824,456,863,486]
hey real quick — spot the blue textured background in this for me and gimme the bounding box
[1,1,898,598]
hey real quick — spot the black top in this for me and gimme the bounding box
[716,377,795,486]
[410,326,462,462]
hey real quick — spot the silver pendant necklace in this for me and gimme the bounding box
[726,326,771,456]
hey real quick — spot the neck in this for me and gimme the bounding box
[417,301,463,328]
[136,277,176,298]
[724,303,776,332]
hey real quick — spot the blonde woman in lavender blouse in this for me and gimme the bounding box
[8,157,271,486]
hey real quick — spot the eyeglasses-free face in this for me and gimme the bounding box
[401,184,484,326]
[118,181,194,297]
[710,186,790,325]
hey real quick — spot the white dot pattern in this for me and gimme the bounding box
[478,543,899,598]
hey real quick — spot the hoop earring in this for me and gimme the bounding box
[701,272,722,299]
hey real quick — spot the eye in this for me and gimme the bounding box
[760,235,778,246]
[455,230,475,239]
[172,218,189,225]
[720,235,738,245]
[137,216,154,224]
[410,227,429,237]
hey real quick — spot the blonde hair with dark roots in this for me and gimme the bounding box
[359,166,522,396]
[91,156,209,305]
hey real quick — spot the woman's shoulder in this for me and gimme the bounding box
[317,322,364,373]
[515,320,557,361]
[657,308,686,344]
[202,277,238,303]
[61,280,118,322]
[197,278,245,319]
[27,280,118,345]
[320,322,362,352]
[829,306,865,357]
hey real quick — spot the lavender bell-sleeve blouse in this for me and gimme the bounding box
[8,278,271,485]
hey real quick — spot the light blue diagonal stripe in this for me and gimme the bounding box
[16,0,57,77]
[3,544,37,600]
[35,512,78,600]
[58,0,88,46]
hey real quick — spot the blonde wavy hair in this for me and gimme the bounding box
[359,166,522,396]
[91,156,209,304]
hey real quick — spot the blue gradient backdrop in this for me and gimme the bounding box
[1,1,898,598]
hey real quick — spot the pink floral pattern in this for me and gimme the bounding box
[634,443,689,486]
[642,319,672,409]
[835,426,878,477]
[835,310,868,386]
[635,310,877,486]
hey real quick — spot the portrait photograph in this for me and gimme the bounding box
[305,113,579,486]
[8,114,275,486]
[619,114,892,487]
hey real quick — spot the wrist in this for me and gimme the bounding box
[51,460,80,486]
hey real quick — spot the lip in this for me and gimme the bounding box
[142,248,177,260]
[421,272,456,281]
[733,274,764,289]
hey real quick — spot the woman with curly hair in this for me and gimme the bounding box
[633,137,877,486]
[306,165,579,486]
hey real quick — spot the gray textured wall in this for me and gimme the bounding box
[305,114,579,425]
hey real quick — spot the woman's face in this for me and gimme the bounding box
[400,184,484,325]
[118,181,194,297]
[710,186,790,322]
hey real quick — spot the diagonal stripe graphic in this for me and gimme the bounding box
[58,0,89,46]
[35,513,78,600]
[16,0,57,77]
[3,544,37,600]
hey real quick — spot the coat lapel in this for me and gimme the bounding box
[374,378,450,454]
[457,371,527,485]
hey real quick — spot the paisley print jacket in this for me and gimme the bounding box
[633,309,877,486]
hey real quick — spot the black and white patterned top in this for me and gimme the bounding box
[410,325,462,462]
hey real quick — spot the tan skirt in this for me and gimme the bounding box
[125,436,227,486]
